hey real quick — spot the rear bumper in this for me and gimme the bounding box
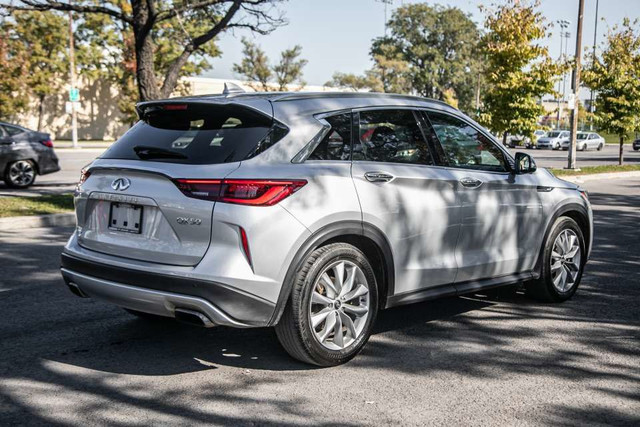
[60,253,276,327]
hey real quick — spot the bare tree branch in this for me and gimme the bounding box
[160,0,244,97]
[3,0,133,24]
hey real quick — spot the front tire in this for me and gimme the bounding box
[526,217,586,302]
[598,143,604,151]
[275,243,379,366]
[4,160,36,188]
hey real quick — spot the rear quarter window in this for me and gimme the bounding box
[102,103,287,164]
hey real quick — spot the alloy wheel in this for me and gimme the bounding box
[309,260,370,351]
[9,160,35,186]
[550,229,582,293]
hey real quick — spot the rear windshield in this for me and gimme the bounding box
[101,103,287,164]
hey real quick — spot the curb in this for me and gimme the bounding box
[557,171,640,183]
[0,213,76,231]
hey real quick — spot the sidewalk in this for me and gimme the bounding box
[54,140,113,149]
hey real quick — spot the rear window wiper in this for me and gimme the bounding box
[133,145,188,160]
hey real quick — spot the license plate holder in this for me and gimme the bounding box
[109,202,143,234]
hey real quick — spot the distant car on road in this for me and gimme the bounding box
[525,129,548,149]
[0,122,60,188]
[633,138,640,151]
[562,132,605,151]
[537,130,569,150]
[506,134,530,148]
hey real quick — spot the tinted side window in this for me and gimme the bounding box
[309,113,352,161]
[4,126,23,136]
[353,109,433,165]
[427,111,508,172]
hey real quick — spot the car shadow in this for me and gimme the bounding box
[1,184,639,425]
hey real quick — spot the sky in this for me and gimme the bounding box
[203,0,640,86]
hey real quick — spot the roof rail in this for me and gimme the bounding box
[270,91,454,108]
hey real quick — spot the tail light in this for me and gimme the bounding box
[40,139,54,148]
[174,179,307,206]
[78,169,91,186]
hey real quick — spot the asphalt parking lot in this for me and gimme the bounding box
[1,177,638,425]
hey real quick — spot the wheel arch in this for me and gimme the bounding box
[533,203,591,277]
[268,220,395,326]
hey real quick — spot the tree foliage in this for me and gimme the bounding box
[325,49,410,94]
[582,18,640,165]
[0,11,69,126]
[3,0,286,102]
[233,38,307,91]
[479,0,564,140]
[0,18,29,120]
[371,4,482,111]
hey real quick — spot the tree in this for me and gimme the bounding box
[3,0,285,102]
[233,38,307,91]
[370,4,482,112]
[479,0,564,143]
[273,45,307,90]
[582,18,640,165]
[233,38,272,91]
[325,51,410,94]
[10,11,68,130]
[0,19,29,121]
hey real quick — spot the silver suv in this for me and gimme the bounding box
[61,92,593,366]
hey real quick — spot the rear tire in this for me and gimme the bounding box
[4,159,36,188]
[581,143,588,151]
[275,243,379,366]
[526,217,586,302]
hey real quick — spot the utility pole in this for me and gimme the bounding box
[589,0,599,130]
[556,20,570,129]
[68,10,78,149]
[376,0,393,35]
[568,0,585,170]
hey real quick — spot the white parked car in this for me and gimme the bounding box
[562,132,605,151]
[537,131,570,150]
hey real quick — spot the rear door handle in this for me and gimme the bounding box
[364,171,394,183]
[459,177,483,188]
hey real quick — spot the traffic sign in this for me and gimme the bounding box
[69,88,80,102]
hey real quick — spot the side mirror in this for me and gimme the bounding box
[515,152,537,174]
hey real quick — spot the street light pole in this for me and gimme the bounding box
[68,10,78,149]
[568,0,585,170]
[589,0,599,130]
[556,20,570,129]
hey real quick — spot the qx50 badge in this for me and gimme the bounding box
[177,217,202,226]
[111,177,131,191]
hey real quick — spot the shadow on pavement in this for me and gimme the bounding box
[0,182,638,425]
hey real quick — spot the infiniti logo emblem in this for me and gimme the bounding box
[111,177,131,191]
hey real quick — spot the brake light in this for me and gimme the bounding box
[40,139,53,148]
[78,169,91,186]
[163,104,188,110]
[174,179,307,206]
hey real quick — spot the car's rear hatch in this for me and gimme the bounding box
[76,98,278,266]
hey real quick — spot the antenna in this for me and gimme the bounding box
[223,82,246,95]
